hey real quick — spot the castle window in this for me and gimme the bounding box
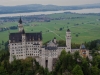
[34,42,36,44]
[34,48,37,50]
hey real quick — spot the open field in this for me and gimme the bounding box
[0,13,100,44]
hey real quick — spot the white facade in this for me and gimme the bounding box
[9,38,42,62]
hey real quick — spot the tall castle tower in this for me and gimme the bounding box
[66,29,71,52]
[18,17,23,32]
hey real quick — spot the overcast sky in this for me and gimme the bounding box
[0,0,100,6]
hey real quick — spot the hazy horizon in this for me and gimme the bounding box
[0,0,100,6]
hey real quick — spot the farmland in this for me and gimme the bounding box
[0,13,100,44]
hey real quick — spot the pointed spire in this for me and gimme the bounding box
[22,29,25,34]
[19,17,22,24]
[67,29,70,32]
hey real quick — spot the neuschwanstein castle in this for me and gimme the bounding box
[9,17,88,71]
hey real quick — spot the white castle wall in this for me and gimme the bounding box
[9,40,42,62]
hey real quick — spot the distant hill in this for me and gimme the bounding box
[0,3,100,14]
[79,3,100,8]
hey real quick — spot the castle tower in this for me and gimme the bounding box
[66,29,71,52]
[22,29,26,59]
[18,17,23,32]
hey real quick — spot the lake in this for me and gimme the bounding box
[0,8,100,17]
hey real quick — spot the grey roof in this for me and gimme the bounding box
[9,32,42,43]
[45,47,57,50]
[80,44,86,49]
[47,39,57,45]
[25,33,42,41]
[9,33,22,42]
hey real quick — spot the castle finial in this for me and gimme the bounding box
[19,17,22,24]
[67,29,70,32]
[54,37,56,39]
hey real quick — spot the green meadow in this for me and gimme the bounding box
[0,13,100,44]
